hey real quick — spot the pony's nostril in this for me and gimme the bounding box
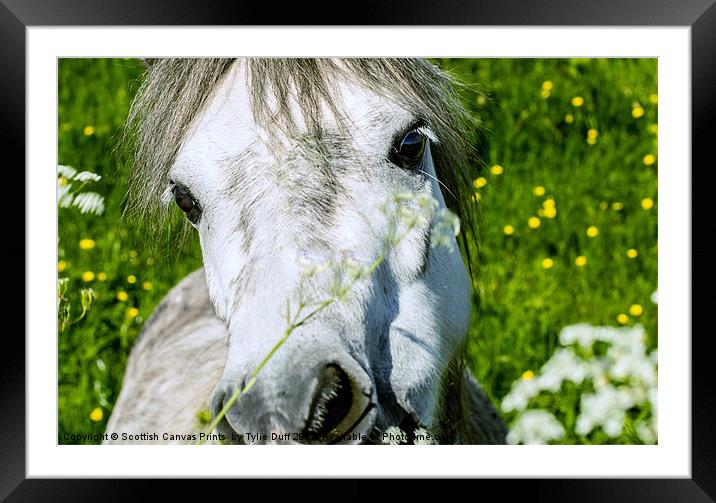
[304,364,354,441]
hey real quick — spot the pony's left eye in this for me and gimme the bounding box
[171,182,202,225]
[390,127,426,169]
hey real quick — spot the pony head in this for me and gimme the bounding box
[125,58,480,443]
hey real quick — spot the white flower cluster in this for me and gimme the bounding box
[506,409,566,445]
[58,164,105,216]
[296,191,460,284]
[297,249,366,280]
[382,191,461,251]
[502,319,658,445]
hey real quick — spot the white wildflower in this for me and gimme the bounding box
[650,349,658,365]
[57,182,74,208]
[501,376,541,412]
[430,208,460,251]
[506,410,565,445]
[504,322,658,443]
[57,164,77,178]
[537,347,589,391]
[73,170,102,182]
[636,419,657,444]
[383,191,459,251]
[609,352,656,387]
[575,385,634,437]
[560,323,615,349]
[649,387,658,413]
[651,290,658,304]
[57,165,104,215]
[72,192,105,215]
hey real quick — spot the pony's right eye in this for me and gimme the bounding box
[171,183,202,225]
[390,124,427,170]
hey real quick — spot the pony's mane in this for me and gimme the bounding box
[121,58,480,260]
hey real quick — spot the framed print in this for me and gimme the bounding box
[4,0,714,498]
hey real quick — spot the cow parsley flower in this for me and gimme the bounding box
[501,376,541,412]
[537,347,588,392]
[576,385,634,437]
[502,322,658,444]
[506,410,565,445]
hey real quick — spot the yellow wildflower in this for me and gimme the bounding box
[490,165,504,176]
[649,124,658,135]
[533,186,546,197]
[586,226,599,238]
[612,202,624,211]
[127,307,140,319]
[142,281,153,291]
[649,93,658,104]
[471,192,481,202]
[627,248,638,259]
[522,370,535,381]
[542,258,554,269]
[127,275,137,284]
[528,216,541,229]
[586,129,598,144]
[79,238,95,250]
[616,313,629,325]
[575,256,587,267]
[116,291,128,302]
[641,198,654,210]
[83,126,95,136]
[541,89,551,98]
[629,304,644,317]
[503,225,515,236]
[81,271,95,282]
[643,154,656,166]
[541,81,553,91]
[632,105,645,118]
[543,206,557,219]
[97,272,107,281]
[571,96,584,107]
[473,177,488,189]
[565,114,574,124]
[58,261,66,272]
[89,407,103,422]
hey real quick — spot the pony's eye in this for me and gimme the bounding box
[390,127,426,169]
[171,183,202,225]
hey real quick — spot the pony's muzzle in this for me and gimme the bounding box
[210,361,375,444]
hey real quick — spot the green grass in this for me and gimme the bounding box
[58,58,657,444]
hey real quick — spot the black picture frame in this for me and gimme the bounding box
[3,0,713,499]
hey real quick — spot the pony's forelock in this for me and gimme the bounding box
[121,58,480,265]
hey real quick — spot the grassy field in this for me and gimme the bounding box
[58,58,657,444]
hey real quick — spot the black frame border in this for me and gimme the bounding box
[3,0,714,499]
